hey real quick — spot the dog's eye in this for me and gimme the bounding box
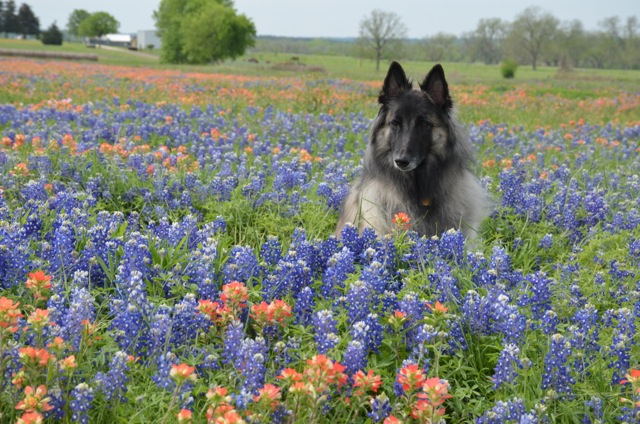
[390,119,401,128]
[419,119,433,129]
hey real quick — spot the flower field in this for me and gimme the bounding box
[1,58,640,423]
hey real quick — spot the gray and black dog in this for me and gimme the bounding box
[337,61,490,239]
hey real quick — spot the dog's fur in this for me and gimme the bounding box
[337,61,490,239]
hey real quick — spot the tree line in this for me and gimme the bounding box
[253,7,640,71]
[2,1,638,70]
[0,1,121,45]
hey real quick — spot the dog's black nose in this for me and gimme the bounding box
[395,159,410,169]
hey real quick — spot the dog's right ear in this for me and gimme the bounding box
[378,61,411,104]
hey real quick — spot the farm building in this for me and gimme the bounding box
[137,30,162,50]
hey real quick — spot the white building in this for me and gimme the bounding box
[137,30,162,50]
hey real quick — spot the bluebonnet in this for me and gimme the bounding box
[170,294,204,347]
[321,247,355,298]
[541,334,575,395]
[475,397,531,424]
[93,351,131,402]
[490,246,522,288]
[222,319,244,365]
[411,323,438,364]
[539,234,553,249]
[492,343,522,389]
[48,217,77,277]
[428,259,462,304]
[368,394,392,423]
[62,286,96,350]
[148,305,173,359]
[312,310,339,354]
[293,286,315,326]
[350,313,384,354]
[541,310,558,335]
[346,280,373,324]
[360,259,394,296]
[266,256,312,299]
[152,352,177,390]
[583,397,603,424]
[492,295,526,346]
[235,336,268,393]
[568,304,600,375]
[525,271,553,320]
[260,235,282,267]
[438,228,466,263]
[45,386,66,420]
[222,245,261,284]
[71,383,95,424]
[343,340,367,375]
[109,270,153,355]
[604,308,635,385]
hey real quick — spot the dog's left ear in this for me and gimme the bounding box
[420,64,452,113]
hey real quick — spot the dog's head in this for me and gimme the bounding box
[373,61,453,172]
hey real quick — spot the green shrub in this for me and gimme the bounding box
[41,22,63,45]
[501,59,518,78]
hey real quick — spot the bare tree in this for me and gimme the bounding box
[507,6,559,70]
[359,9,407,71]
[423,32,459,62]
[470,18,508,64]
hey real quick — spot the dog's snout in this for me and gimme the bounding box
[394,159,410,169]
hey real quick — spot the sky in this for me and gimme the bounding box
[25,0,638,38]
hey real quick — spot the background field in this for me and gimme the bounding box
[0,43,639,423]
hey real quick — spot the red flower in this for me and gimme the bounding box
[15,385,53,413]
[220,281,249,308]
[18,347,54,368]
[253,384,281,410]
[352,370,383,396]
[397,364,425,392]
[25,271,52,300]
[176,409,192,423]
[0,296,23,333]
[392,212,411,230]
[170,363,197,384]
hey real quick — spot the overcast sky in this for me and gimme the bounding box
[25,0,638,38]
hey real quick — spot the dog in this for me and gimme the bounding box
[336,61,490,239]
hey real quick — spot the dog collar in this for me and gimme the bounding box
[421,198,431,207]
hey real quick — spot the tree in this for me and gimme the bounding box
[423,32,460,62]
[506,7,559,70]
[358,9,407,71]
[470,18,507,64]
[2,0,18,34]
[154,0,256,64]
[41,21,62,45]
[67,9,90,37]
[553,20,588,69]
[78,11,119,38]
[0,1,5,33]
[17,3,39,37]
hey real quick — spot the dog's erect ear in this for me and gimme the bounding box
[378,61,411,104]
[420,64,452,113]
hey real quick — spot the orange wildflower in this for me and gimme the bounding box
[18,347,54,368]
[0,296,23,333]
[15,385,53,413]
[253,383,281,410]
[170,363,197,384]
[397,364,425,392]
[392,212,411,231]
[16,412,44,424]
[176,409,193,423]
[25,271,52,301]
[220,281,249,308]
